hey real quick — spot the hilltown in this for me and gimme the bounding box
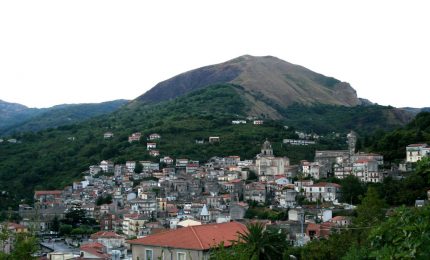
[2,130,429,259]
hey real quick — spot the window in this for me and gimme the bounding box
[145,249,153,260]
[177,252,186,260]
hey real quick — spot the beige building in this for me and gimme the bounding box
[122,214,146,238]
[254,140,289,181]
[128,221,246,260]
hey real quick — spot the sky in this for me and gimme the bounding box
[0,0,429,108]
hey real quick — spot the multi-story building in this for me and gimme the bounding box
[254,140,290,181]
[303,182,341,202]
[406,143,430,163]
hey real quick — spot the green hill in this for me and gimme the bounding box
[0,84,415,210]
[0,99,128,135]
[367,111,430,161]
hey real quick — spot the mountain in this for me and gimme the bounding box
[400,107,430,115]
[0,100,129,135]
[0,55,417,210]
[135,55,411,124]
[135,55,362,118]
[0,100,41,130]
[368,111,430,161]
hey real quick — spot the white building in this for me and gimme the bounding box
[104,132,114,139]
[149,133,161,140]
[232,120,247,124]
[352,160,383,183]
[126,161,136,172]
[406,144,430,163]
[100,160,114,173]
[303,182,341,202]
[275,189,298,208]
[89,231,126,253]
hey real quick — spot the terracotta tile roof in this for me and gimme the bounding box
[311,182,341,188]
[229,179,242,184]
[128,221,246,250]
[81,242,104,249]
[354,159,371,163]
[306,222,334,238]
[330,216,348,221]
[34,190,62,196]
[79,242,110,258]
[407,143,428,147]
[80,246,110,259]
[90,231,124,239]
[7,222,27,231]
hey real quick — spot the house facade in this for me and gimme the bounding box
[128,132,142,143]
[303,182,341,202]
[406,143,430,163]
[128,221,246,260]
[149,133,161,140]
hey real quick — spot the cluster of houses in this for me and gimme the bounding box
[301,131,386,183]
[4,129,430,259]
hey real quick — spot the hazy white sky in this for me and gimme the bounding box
[0,0,429,108]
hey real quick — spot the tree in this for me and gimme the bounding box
[51,215,60,232]
[62,208,97,228]
[297,231,356,260]
[0,224,11,253]
[96,194,113,206]
[355,186,386,226]
[59,224,73,236]
[210,242,248,260]
[339,175,365,205]
[10,233,38,260]
[416,157,430,185]
[247,170,258,181]
[134,161,143,174]
[236,222,287,260]
[366,205,430,259]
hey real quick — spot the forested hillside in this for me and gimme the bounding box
[0,99,128,135]
[365,112,430,161]
[0,85,417,210]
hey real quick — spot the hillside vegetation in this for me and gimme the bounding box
[0,84,416,210]
[0,99,128,135]
[367,111,430,161]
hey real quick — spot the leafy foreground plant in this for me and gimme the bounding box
[211,222,289,260]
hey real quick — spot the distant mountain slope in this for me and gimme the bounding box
[369,111,430,161]
[0,99,129,135]
[0,100,41,130]
[400,107,430,115]
[136,55,361,111]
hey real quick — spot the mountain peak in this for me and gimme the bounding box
[136,55,361,115]
[226,54,287,64]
